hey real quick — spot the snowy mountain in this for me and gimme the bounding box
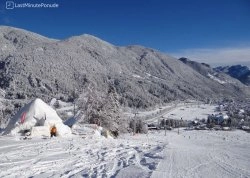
[214,65,250,86]
[178,57,213,76]
[178,57,244,85]
[0,26,249,116]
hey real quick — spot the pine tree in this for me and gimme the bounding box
[54,99,60,109]
[100,85,123,133]
[77,83,126,135]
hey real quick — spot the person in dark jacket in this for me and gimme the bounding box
[51,126,57,137]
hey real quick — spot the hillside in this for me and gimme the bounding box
[0,26,249,114]
[214,65,250,86]
[178,57,247,85]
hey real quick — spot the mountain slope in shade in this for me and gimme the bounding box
[0,26,249,112]
[178,57,246,85]
[214,65,250,86]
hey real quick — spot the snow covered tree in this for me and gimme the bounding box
[77,83,126,135]
[129,118,148,134]
[77,84,104,125]
[160,119,166,127]
[54,100,60,109]
[141,122,148,134]
[99,84,126,134]
[129,119,136,133]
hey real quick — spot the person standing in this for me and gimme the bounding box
[51,125,57,137]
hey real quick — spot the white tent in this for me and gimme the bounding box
[4,98,71,137]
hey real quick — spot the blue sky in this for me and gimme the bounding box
[0,0,250,66]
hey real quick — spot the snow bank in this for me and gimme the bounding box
[4,98,71,137]
[31,126,50,137]
[72,124,101,137]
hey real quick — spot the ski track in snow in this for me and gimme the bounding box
[0,129,250,178]
[151,130,250,178]
[0,134,164,178]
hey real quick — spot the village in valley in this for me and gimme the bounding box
[127,100,250,134]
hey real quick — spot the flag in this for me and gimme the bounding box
[21,112,26,124]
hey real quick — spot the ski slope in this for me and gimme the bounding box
[151,129,250,178]
[0,133,163,178]
[0,129,249,178]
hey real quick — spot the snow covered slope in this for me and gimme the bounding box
[162,104,220,121]
[0,134,164,178]
[151,129,250,178]
[0,129,249,178]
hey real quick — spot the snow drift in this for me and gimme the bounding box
[4,98,71,137]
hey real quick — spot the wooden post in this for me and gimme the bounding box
[133,111,138,134]
[74,102,76,117]
[165,124,166,136]
[73,87,76,117]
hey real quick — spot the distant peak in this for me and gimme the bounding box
[64,33,114,47]
[178,57,190,63]
[81,34,98,38]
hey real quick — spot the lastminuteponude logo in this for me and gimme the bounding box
[6,1,59,9]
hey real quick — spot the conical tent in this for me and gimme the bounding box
[4,98,71,137]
